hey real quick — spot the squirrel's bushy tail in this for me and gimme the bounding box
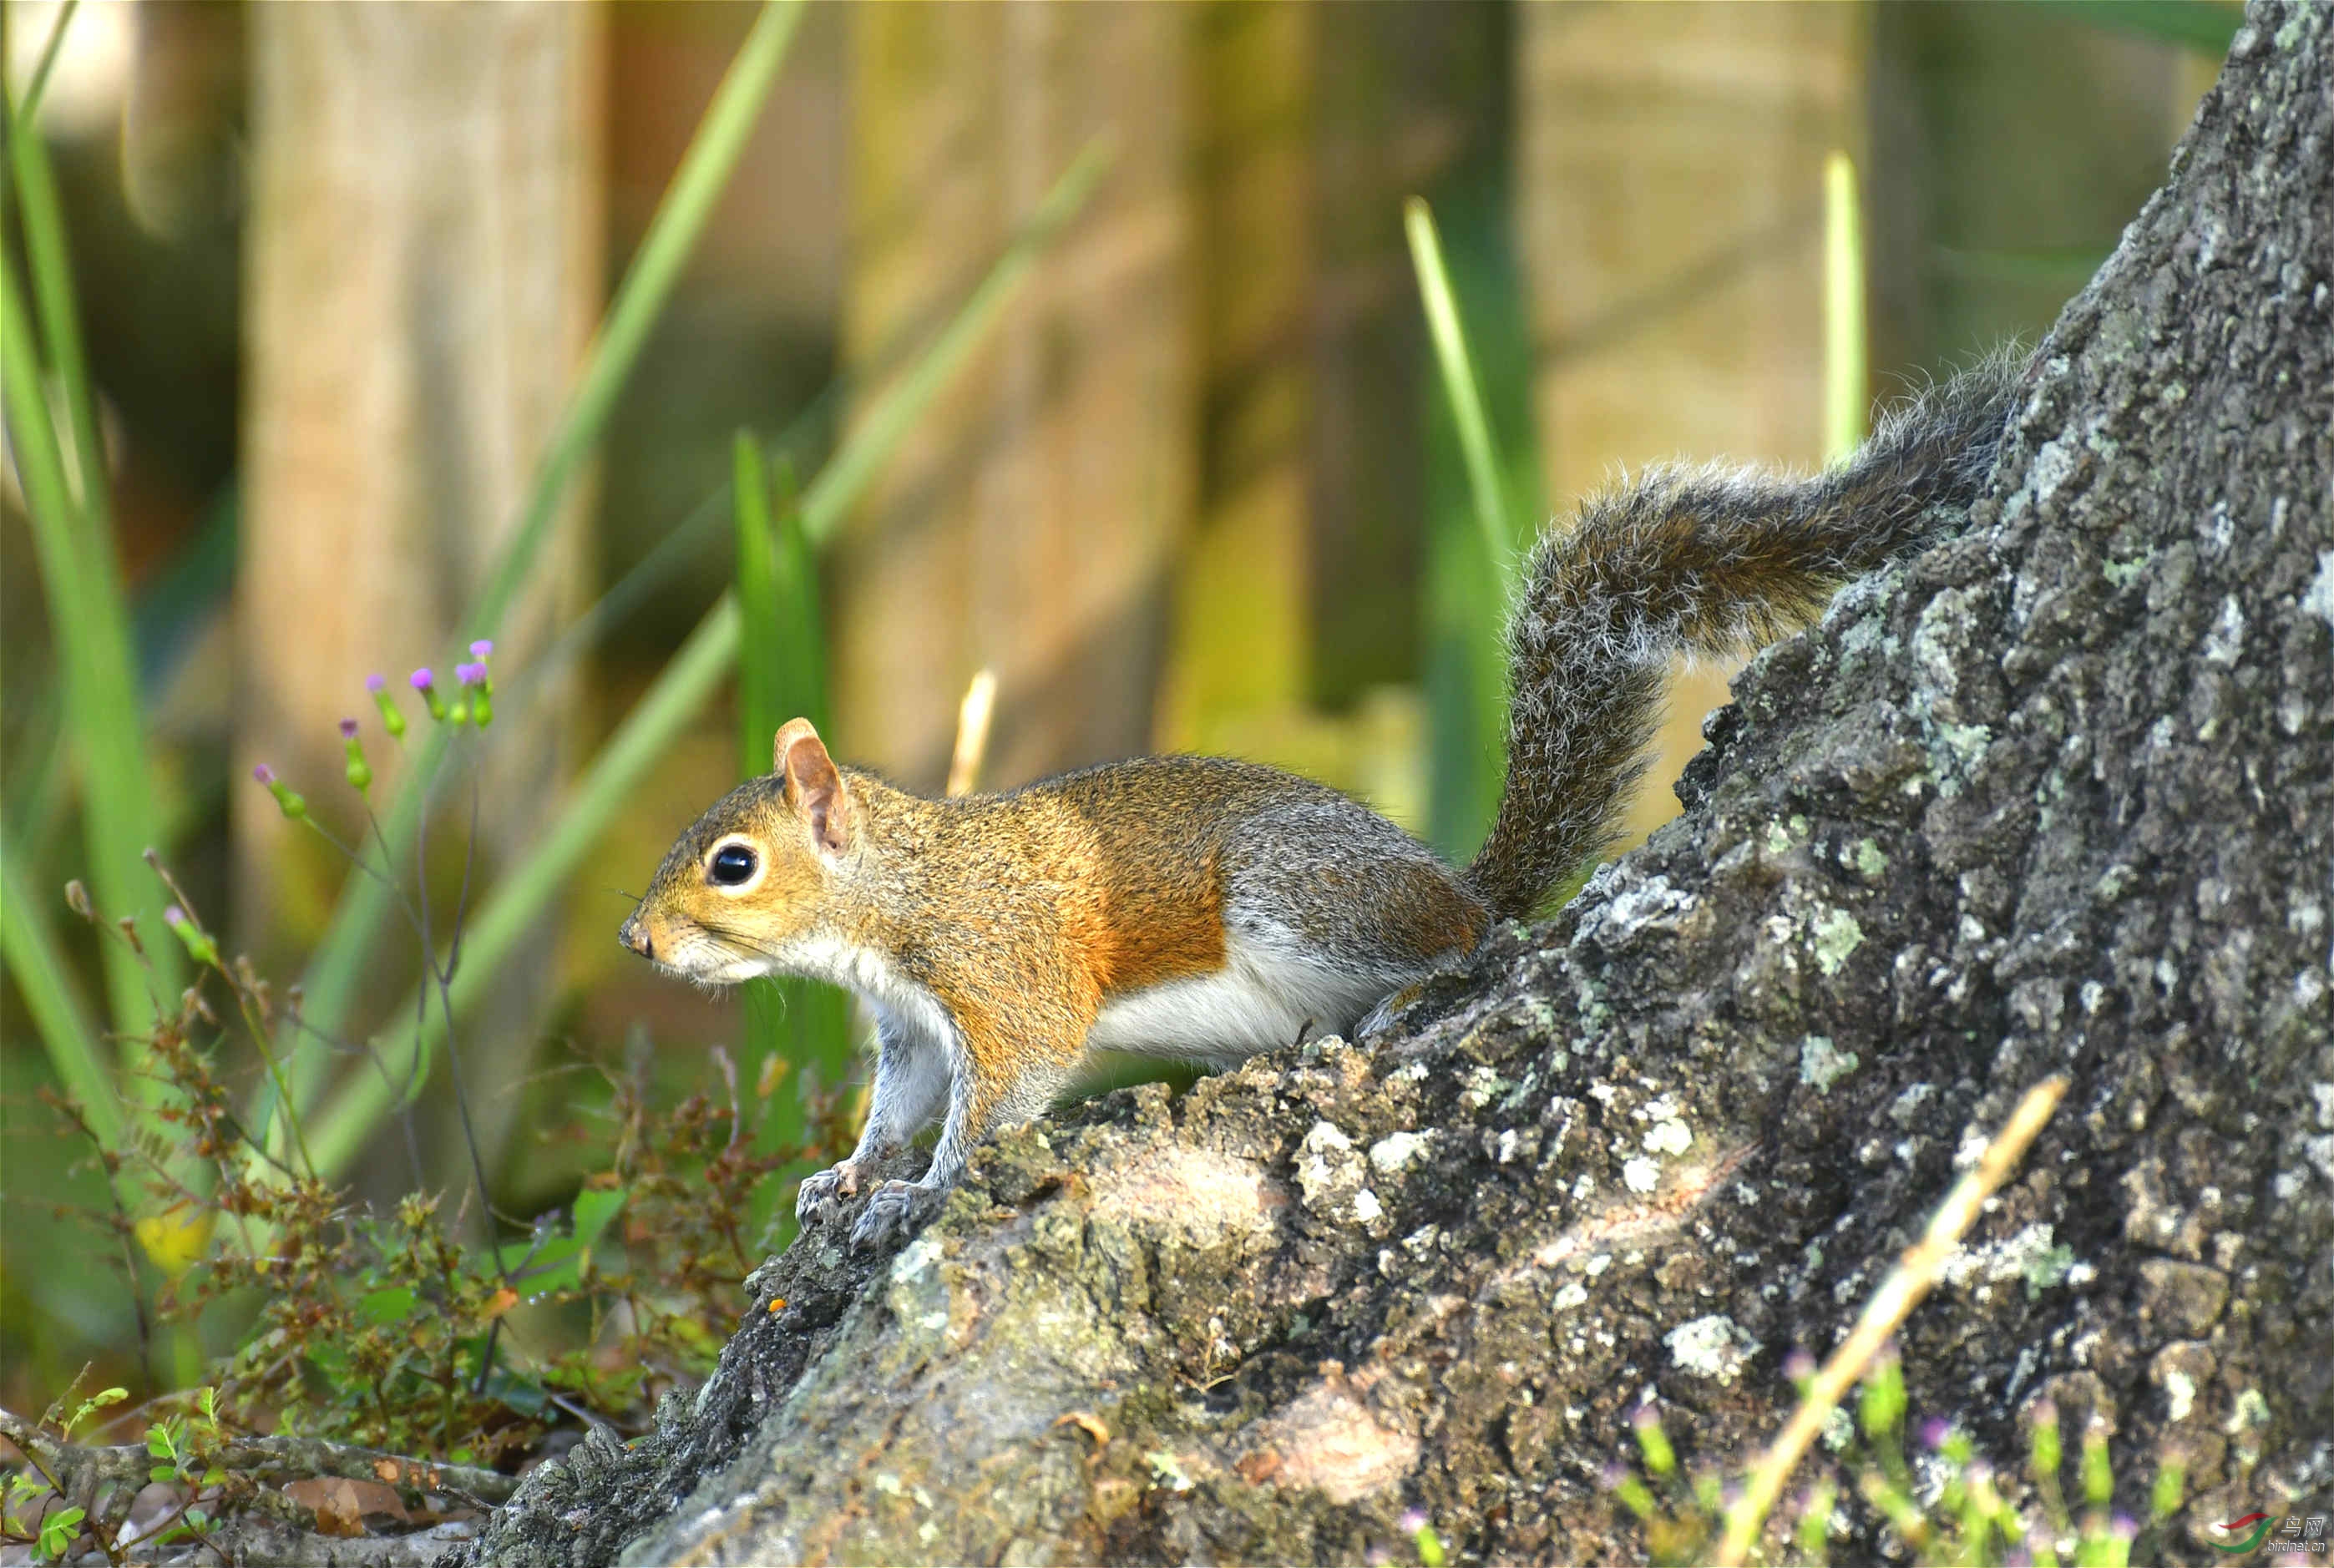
[1463,348,2033,922]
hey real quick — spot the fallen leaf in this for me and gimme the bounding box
[283,1477,410,1537]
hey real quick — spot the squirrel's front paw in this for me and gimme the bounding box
[795,1160,867,1225]
[849,1180,939,1251]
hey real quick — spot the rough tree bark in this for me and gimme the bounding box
[453,5,2330,1564]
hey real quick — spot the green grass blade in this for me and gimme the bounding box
[733,438,853,1161]
[294,141,1111,1178]
[732,436,792,1148]
[734,432,787,771]
[285,0,808,1072]
[16,0,80,128]
[762,452,854,1157]
[766,463,832,741]
[1405,195,1514,581]
[1421,498,1509,862]
[732,433,788,1143]
[799,138,1112,548]
[10,81,109,535]
[0,245,180,1042]
[1405,184,1542,864]
[0,845,120,1153]
[1823,150,1868,464]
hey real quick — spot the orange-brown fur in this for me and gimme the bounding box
[621,353,2029,1248]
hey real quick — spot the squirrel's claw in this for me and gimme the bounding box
[850,1179,939,1250]
[795,1160,866,1225]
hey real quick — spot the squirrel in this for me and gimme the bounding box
[619,352,2028,1248]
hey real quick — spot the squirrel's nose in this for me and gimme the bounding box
[619,913,652,960]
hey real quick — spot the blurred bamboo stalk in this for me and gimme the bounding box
[240,0,606,1178]
[277,0,807,1096]
[1157,1,1316,764]
[834,3,1197,792]
[1514,1,1866,846]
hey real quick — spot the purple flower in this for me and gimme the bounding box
[369,674,409,739]
[161,903,219,964]
[1920,1417,1951,1451]
[254,761,306,819]
[411,667,449,721]
[469,640,493,659]
[1397,1510,1428,1535]
[1784,1349,1816,1383]
[456,661,485,686]
[342,720,373,791]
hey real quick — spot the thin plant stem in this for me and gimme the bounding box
[1823,149,1869,465]
[1714,1075,2069,1566]
[946,670,1000,798]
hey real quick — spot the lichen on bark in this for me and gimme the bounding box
[449,3,2331,1563]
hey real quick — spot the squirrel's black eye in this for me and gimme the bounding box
[708,844,758,886]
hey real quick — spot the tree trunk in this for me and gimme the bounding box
[453,3,2331,1562]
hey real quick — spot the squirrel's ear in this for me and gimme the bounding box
[775,718,851,855]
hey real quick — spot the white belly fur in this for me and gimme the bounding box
[1085,932,1397,1068]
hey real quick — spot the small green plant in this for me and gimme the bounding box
[3,1376,125,1561]
[140,1385,231,1550]
[1609,1358,2183,1567]
[4,1376,266,1562]
[52,839,846,1469]
[14,655,851,1510]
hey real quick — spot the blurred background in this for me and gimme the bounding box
[2,0,2225,1412]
